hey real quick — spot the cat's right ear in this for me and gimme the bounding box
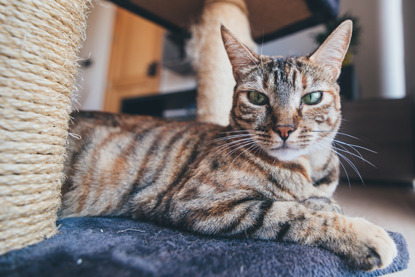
[221,25,259,83]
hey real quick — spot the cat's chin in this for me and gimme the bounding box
[266,147,307,162]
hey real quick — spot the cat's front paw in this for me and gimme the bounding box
[340,217,398,271]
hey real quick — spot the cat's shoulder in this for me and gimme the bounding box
[70,111,222,132]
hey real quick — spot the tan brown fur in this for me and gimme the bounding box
[60,21,397,271]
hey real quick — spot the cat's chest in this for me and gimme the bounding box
[264,160,330,200]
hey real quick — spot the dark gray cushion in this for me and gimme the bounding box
[0,217,409,277]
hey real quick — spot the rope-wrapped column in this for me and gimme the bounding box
[189,0,256,126]
[0,0,89,254]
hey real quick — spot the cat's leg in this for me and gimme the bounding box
[168,196,397,271]
[300,196,343,213]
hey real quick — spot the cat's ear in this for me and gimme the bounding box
[221,25,259,82]
[309,20,353,80]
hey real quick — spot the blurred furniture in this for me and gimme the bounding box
[340,98,414,185]
[109,0,340,42]
[107,0,340,113]
[122,89,197,120]
[104,8,164,112]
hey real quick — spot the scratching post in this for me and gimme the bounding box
[189,0,256,126]
[0,0,89,254]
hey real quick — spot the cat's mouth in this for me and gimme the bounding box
[269,141,297,151]
[269,144,290,151]
[267,144,304,161]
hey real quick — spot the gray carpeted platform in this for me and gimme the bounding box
[0,217,409,276]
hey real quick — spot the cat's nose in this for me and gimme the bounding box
[275,125,295,141]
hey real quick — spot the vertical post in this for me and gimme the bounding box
[189,0,256,126]
[0,0,89,254]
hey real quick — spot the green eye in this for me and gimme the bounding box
[302,91,323,105]
[247,91,268,105]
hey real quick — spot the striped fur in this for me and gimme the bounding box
[60,21,397,271]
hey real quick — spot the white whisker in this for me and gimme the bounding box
[332,145,376,167]
[210,137,257,154]
[336,132,361,140]
[338,156,351,188]
[332,140,364,159]
[311,130,360,141]
[230,142,259,165]
[336,151,364,184]
[224,140,256,160]
[333,139,377,154]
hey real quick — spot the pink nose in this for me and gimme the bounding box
[276,125,295,141]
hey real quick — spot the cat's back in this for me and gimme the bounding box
[65,111,168,169]
[61,111,222,217]
[66,111,220,161]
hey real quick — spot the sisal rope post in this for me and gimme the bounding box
[0,0,89,254]
[189,0,256,126]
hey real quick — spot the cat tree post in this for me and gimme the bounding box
[189,0,256,126]
[0,0,89,254]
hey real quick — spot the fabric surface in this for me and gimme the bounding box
[0,217,409,277]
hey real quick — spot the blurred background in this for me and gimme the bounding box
[75,1,414,274]
[76,0,415,185]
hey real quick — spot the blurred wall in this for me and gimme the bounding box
[261,25,324,57]
[402,0,415,96]
[77,1,412,106]
[339,0,383,99]
[340,0,405,99]
[77,1,116,111]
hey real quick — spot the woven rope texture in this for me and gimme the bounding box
[0,0,89,254]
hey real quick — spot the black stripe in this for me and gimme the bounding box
[150,126,192,182]
[239,103,255,113]
[150,127,216,221]
[243,65,261,77]
[271,112,278,127]
[79,129,126,212]
[216,201,257,235]
[210,160,220,170]
[300,196,331,205]
[127,124,204,213]
[244,200,273,236]
[313,175,333,187]
[292,69,297,86]
[231,118,244,130]
[183,195,266,235]
[276,222,291,240]
[262,70,269,89]
[321,155,333,173]
[116,126,165,212]
[62,137,93,194]
[211,196,258,233]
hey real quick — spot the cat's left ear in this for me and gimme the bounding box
[309,20,353,80]
[221,25,259,83]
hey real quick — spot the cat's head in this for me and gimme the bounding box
[221,20,352,162]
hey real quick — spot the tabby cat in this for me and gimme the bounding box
[60,20,397,271]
